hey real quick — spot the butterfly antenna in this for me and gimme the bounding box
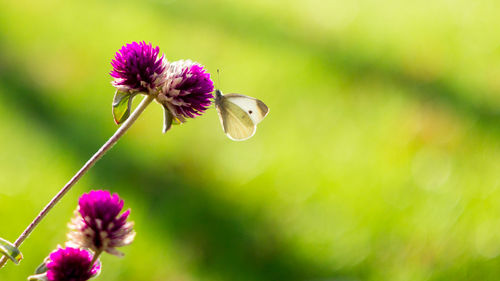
[217,69,221,90]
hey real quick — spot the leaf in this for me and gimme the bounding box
[112,90,136,124]
[0,237,22,264]
[162,106,173,133]
[34,260,48,274]
[27,273,48,281]
[27,258,49,280]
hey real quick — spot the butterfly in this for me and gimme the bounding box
[214,89,269,141]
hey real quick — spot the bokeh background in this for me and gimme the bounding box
[1,0,500,280]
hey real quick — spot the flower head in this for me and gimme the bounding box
[110,41,166,94]
[46,247,100,281]
[67,190,135,257]
[157,60,214,123]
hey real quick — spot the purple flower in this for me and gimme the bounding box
[67,190,135,257]
[46,247,100,281]
[110,41,166,94]
[157,60,214,123]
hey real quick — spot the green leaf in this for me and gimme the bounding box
[112,90,136,124]
[27,273,48,281]
[27,259,49,281]
[162,106,173,133]
[34,260,48,274]
[0,237,22,264]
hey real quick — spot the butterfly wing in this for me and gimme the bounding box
[215,95,257,141]
[222,94,269,124]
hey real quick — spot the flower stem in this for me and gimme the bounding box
[0,95,155,269]
[90,250,102,270]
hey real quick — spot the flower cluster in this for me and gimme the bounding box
[26,41,221,281]
[29,190,133,281]
[67,190,135,257]
[24,41,221,281]
[110,41,214,130]
[158,60,214,123]
[45,247,100,281]
[110,41,166,94]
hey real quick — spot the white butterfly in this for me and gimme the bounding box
[214,89,269,141]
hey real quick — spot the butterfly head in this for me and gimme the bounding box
[214,89,223,99]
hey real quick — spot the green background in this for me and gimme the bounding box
[1,0,500,280]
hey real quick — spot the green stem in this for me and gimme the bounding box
[0,95,155,269]
[90,250,102,270]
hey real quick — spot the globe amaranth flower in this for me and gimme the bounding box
[67,190,135,257]
[46,247,100,281]
[110,41,166,94]
[156,60,214,132]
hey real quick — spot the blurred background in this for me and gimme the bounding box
[1,0,500,280]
